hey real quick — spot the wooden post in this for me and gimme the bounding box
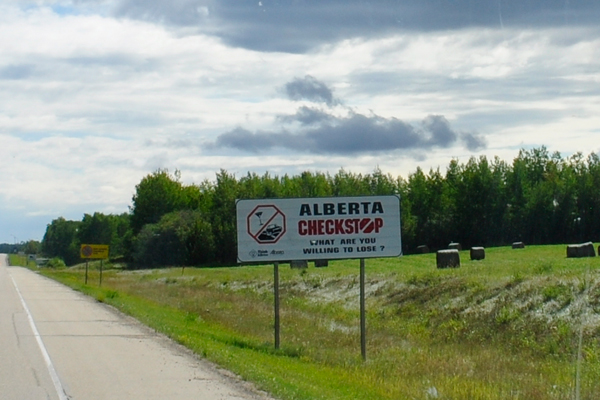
[99,259,103,287]
[85,260,89,284]
[360,258,366,361]
[274,262,280,350]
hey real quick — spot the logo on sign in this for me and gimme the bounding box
[247,205,286,244]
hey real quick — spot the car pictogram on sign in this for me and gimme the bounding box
[247,205,286,244]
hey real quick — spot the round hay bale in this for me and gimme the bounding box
[582,242,596,257]
[470,247,485,261]
[566,245,578,258]
[437,249,460,269]
[448,242,462,251]
[567,242,596,258]
[512,242,525,249]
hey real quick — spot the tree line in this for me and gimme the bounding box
[0,240,40,255]
[40,147,600,267]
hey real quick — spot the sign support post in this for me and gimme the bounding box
[80,244,110,286]
[274,262,280,350]
[99,259,103,287]
[236,196,402,359]
[360,258,366,361]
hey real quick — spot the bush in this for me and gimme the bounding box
[131,210,215,268]
[46,257,66,268]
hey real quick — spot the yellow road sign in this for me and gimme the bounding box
[80,244,109,259]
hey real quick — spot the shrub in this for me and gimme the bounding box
[45,257,66,268]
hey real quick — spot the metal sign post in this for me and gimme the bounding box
[236,196,402,360]
[360,258,366,361]
[80,244,110,286]
[99,259,103,287]
[274,262,280,350]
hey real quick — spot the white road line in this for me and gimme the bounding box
[9,271,69,400]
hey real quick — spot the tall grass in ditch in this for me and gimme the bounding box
[34,245,600,399]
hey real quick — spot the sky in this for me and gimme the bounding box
[1,0,599,243]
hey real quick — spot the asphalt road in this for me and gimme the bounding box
[0,254,275,400]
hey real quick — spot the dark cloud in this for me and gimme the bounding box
[278,106,334,126]
[461,132,488,151]
[213,108,483,155]
[284,75,337,106]
[0,64,35,80]
[214,76,485,155]
[213,127,297,152]
[112,0,600,53]
[421,115,457,148]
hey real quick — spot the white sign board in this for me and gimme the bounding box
[236,196,401,263]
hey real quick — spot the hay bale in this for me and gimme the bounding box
[290,260,308,269]
[448,242,462,251]
[437,249,460,269]
[566,242,596,258]
[470,247,485,261]
[582,242,596,257]
[416,245,430,254]
[314,259,329,268]
[512,242,525,249]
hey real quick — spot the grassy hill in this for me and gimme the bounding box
[26,245,600,399]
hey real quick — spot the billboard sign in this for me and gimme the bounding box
[236,196,401,262]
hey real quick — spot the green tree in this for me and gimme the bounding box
[41,217,81,265]
[131,210,214,268]
[406,167,452,250]
[296,171,333,197]
[175,210,215,266]
[211,170,240,264]
[396,176,415,253]
[23,240,41,254]
[451,156,508,247]
[367,167,399,195]
[331,169,369,196]
[130,169,187,235]
[78,212,131,258]
[78,213,114,245]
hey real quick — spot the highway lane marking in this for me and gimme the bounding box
[9,271,69,400]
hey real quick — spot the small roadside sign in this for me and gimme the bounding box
[80,244,109,260]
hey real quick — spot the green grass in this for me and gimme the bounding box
[27,245,600,399]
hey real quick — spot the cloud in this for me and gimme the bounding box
[111,0,600,53]
[284,75,338,106]
[421,114,457,148]
[214,108,482,155]
[278,106,334,126]
[0,64,35,80]
[461,132,488,151]
[213,76,485,155]
[114,0,210,26]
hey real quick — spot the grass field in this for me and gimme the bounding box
[16,245,600,399]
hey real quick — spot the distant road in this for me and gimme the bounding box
[0,254,274,400]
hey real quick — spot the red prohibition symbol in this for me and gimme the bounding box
[247,205,287,244]
[81,245,93,257]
